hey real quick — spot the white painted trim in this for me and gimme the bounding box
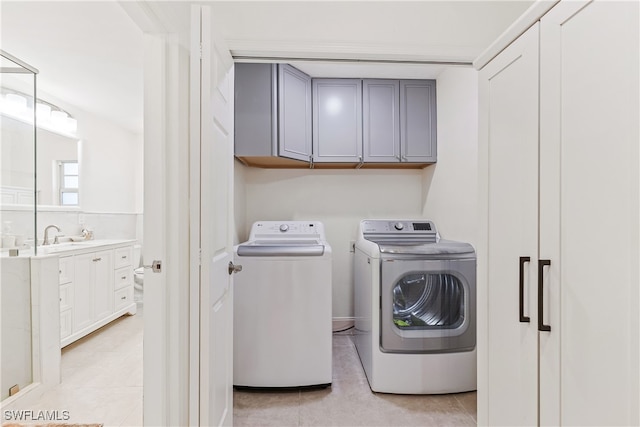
[473,0,560,70]
[228,39,480,64]
[141,32,168,427]
[188,5,202,426]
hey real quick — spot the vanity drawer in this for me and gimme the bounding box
[114,286,133,311]
[114,246,133,269]
[59,256,74,285]
[60,308,72,340]
[59,283,72,311]
[114,266,133,290]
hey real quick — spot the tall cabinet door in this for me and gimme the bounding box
[478,23,540,427]
[539,1,640,425]
[278,64,312,162]
[312,79,362,163]
[362,79,400,163]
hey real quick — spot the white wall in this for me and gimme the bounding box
[78,110,143,214]
[241,168,425,319]
[0,88,143,243]
[422,67,478,246]
[233,160,248,245]
[235,66,479,320]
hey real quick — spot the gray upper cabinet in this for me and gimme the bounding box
[236,63,436,168]
[312,79,363,163]
[363,80,400,163]
[400,80,437,163]
[234,63,276,158]
[278,65,312,162]
[234,63,311,165]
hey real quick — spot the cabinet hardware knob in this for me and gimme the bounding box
[121,296,127,300]
[121,276,127,280]
[93,257,102,262]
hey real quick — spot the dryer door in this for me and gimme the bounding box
[380,257,476,353]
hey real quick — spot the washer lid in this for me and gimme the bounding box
[379,240,475,256]
[237,240,325,257]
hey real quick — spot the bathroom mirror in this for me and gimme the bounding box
[0,115,79,207]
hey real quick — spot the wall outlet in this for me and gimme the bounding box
[78,213,86,225]
[349,240,356,253]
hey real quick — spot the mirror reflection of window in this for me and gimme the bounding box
[59,160,78,205]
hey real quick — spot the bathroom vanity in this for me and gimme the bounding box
[40,239,137,347]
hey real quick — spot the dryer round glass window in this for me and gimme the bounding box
[392,273,465,330]
[380,258,476,354]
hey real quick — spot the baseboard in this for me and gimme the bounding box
[332,317,355,333]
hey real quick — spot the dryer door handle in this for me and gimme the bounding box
[519,256,531,323]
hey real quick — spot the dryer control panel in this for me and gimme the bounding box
[361,220,438,244]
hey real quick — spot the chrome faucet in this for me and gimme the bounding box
[43,225,61,245]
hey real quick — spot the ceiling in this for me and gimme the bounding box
[0,1,533,136]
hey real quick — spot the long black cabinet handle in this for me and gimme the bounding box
[538,259,551,332]
[519,256,531,323]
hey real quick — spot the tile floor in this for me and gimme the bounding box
[4,309,477,427]
[234,333,477,427]
[2,306,143,427]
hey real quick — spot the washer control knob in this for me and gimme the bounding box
[394,222,404,231]
[279,224,289,232]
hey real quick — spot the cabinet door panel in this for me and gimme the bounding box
[312,79,362,162]
[278,64,312,161]
[234,63,276,157]
[73,253,95,331]
[400,80,436,162]
[93,250,113,321]
[59,256,74,285]
[540,1,640,425]
[479,23,540,427]
[363,80,400,162]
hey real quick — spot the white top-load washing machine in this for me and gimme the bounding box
[234,221,332,388]
[354,219,476,394]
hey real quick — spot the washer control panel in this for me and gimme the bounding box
[249,221,325,240]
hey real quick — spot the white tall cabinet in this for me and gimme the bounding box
[477,1,639,426]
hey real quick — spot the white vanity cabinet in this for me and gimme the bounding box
[113,246,134,311]
[73,250,113,331]
[477,1,639,425]
[58,241,136,347]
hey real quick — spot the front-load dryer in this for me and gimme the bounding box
[354,219,476,394]
[233,221,332,389]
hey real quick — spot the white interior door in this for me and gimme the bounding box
[190,5,235,426]
[478,23,540,427]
